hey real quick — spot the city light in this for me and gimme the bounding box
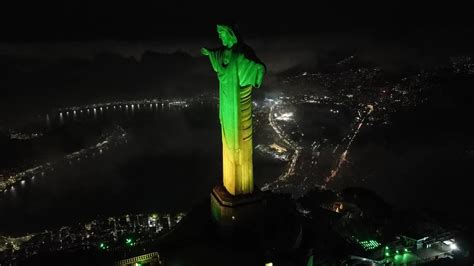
[0,211,185,262]
[275,112,294,121]
[148,214,158,227]
[443,239,458,251]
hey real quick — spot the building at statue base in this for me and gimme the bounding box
[210,184,264,236]
[158,193,305,266]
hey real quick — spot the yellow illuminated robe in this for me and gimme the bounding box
[208,45,265,195]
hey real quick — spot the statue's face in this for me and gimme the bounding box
[218,30,235,48]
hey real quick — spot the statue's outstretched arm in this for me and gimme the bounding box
[201,47,210,56]
[202,48,224,74]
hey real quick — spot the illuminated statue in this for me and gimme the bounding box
[202,25,265,195]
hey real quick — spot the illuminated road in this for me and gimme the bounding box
[324,104,374,185]
[259,95,377,195]
[261,99,303,192]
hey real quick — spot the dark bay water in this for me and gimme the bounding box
[0,104,285,235]
[335,103,474,221]
[1,99,472,236]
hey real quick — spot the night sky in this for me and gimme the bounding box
[2,2,474,41]
[2,2,474,80]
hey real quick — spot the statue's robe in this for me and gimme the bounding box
[207,44,265,195]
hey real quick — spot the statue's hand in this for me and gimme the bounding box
[201,47,210,56]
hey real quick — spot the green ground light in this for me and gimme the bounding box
[125,238,135,247]
[99,242,108,250]
[393,253,418,264]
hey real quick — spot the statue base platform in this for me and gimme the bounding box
[210,184,264,237]
[152,189,304,265]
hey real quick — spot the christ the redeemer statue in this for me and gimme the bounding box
[202,25,265,196]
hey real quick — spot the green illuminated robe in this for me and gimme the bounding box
[207,44,265,195]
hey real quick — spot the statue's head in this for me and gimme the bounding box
[217,25,238,48]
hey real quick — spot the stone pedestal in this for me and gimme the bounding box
[210,184,264,237]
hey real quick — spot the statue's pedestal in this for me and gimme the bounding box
[210,184,264,237]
